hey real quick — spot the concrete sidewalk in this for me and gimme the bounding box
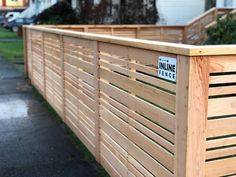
[0,57,99,177]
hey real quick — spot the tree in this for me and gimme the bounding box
[36,0,159,25]
[115,0,159,24]
[35,1,79,24]
[205,14,236,44]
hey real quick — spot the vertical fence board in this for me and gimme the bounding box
[42,32,46,97]
[60,35,65,121]
[93,41,100,162]
[23,27,28,77]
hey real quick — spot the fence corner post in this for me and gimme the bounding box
[174,55,209,177]
[93,40,100,163]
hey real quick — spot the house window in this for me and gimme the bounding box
[224,0,233,7]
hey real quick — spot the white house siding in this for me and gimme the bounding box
[20,0,58,18]
[216,0,236,8]
[156,0,205,25]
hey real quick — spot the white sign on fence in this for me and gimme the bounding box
[158,56,177,82]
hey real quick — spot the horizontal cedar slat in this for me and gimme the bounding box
[207,136,236,150]
[100,142,128,177]
[208,98,236,117]
[128,125,174,172]
[100,155,121,177]
[100,68,176,113]
[100,98,128,122]
[101,130,128,161]
[63,36,94,49]
[67,118,95,155]
[64,63,94,86]
[128,155,154,177]
[206,157,236,177]
[209,85,236,96]
[100,106,128,137]
[129,117,174,153]
[100,60,176,93]
[207,117,236,138]
[128,131,174,177]
[101,92,175,143]
[100,118,129,153]
[64,53,94,74]
[209,75,236,84]
[101,105,174,171]
[209,56,236,73]
[100,80,175,132]
[206,146,236,160]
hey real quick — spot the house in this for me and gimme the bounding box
[216,0,236,8]
[71,0,116,11]
[156,0,206,25]
[71,0,154,23]
[157,0,236,25]
[71,0,236,25]
[0,0,28,11]
[19,0,58,18]
[70,0,205,25]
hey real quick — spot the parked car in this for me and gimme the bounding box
[6,17,35,32]
[3,12,21,28]
[5,12,21,22]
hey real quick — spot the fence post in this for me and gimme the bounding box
[60,35,65,122]
[42,32,46,98]
[183,26,188,44]
[29,29,33,84]
[93,40,100,162]
[174,55,209,177]
[135,27,140,39]
[23,27,28,78]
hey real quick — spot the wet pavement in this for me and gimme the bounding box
[0,57,98,177]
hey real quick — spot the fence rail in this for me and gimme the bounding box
[48,24,185,44]
[24,25,236,177]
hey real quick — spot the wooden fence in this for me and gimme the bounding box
[23,25,236,177]
[48,24,186,44]
[206,8,236,29]
[39,8,233,45]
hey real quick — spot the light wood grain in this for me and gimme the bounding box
[208,97,236,117]
[206,157,236,177]
[207,117,236,138]
[175,56,209,177]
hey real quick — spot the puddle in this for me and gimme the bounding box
[0,100,28,119]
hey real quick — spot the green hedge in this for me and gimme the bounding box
[205,14,236,45]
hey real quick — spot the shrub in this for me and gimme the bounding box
[205,14,236,44]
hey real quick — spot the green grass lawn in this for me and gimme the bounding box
[0,28,19,38]
[0,41,23,63]
[0,28,24,63]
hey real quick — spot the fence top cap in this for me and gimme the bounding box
[24,25,236,57]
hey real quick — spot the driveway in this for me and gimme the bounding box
[0,57,100,177]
